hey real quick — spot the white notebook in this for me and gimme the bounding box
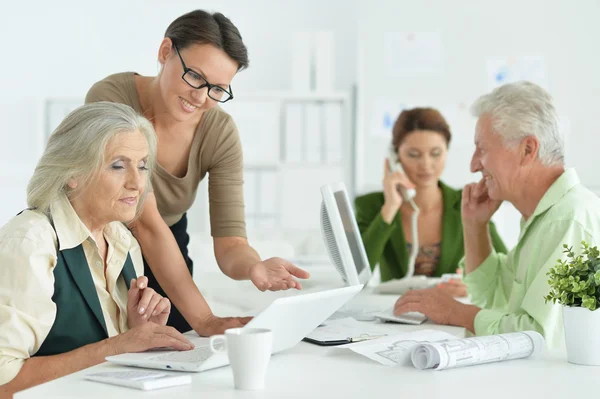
[85,370,191,391]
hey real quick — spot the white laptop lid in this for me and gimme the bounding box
[106,285,362,372]
[243,284,362,353]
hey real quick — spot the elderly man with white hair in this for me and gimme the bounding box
[393,81,600,349]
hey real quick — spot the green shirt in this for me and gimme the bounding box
[355,181,507,281]
[464,169,600,349]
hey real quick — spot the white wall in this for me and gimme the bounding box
[2,0,599,253]
[355,0,600,248]
[0,0,358,227]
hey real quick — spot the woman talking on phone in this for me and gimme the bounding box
[355,107,507,297]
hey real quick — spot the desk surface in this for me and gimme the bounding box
[14,270,589,399]
[14,332,584,399]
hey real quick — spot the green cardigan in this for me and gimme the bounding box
[355,181,507,282]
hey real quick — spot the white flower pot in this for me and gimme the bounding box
[563,306,600,365]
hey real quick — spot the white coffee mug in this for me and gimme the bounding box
[209,328,273,390]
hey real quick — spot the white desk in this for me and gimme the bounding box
[14,268,589,399]
[14,330,584,399]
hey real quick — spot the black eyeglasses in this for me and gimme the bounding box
[173,43,234,103]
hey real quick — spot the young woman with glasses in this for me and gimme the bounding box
[85,10,309,336]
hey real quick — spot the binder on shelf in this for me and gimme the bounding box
[323,102,343,164]
[280,166,344,230]
[314,31,334,92]
[304,103,322,163]
[224,100,280,166]
[259,171,278,215]
[284,103,305,162]
[243,170,258,219]
[291,32,313,92]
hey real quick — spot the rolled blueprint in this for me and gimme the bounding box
[410,331,545,370]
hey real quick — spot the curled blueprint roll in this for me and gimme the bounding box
[410,331,545,370]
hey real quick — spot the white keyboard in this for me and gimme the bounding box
[374,276,441,295]
[149,345,216,363]
[329,304,384,322]
[374,308,427,325]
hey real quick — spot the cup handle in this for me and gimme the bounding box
[209,335,227,354]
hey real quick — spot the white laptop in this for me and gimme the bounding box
[320,182,427,325]
[106,285,362,372]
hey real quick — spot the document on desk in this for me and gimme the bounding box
[306,318,390,344]
[333,330,544,369]
[410,331,545,370]
[334,330,455,366]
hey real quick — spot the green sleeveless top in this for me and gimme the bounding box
[35,215,137,356]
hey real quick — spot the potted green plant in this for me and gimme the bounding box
[545,241,600,365]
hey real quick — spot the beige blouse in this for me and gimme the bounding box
[0,194,143,385]
[85,72,246,237]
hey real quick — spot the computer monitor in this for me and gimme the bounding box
[320,182,372,286]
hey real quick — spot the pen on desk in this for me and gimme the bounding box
[348,335,386,343]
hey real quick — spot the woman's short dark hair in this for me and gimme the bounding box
[164,10,249,71]
[392,107,451,151]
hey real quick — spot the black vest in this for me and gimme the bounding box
[31,212,137,356]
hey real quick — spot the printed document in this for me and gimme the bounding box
[334,330,455,366]
[334,330,544,370]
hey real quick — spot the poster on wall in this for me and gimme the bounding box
[486,56,547,90]
[384,32,443,76]
[370,97,412,139]
[369,99,472,140]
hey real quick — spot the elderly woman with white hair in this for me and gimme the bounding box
[0,102,194,395]
[393,81,600,349]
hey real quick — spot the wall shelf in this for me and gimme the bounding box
[231,91,350,102]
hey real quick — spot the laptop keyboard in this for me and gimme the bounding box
[149,344,219,363]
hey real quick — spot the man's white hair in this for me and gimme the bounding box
[471,81,564,166]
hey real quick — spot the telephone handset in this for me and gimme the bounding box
[387,144,416,200]
[379,143,420,289]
